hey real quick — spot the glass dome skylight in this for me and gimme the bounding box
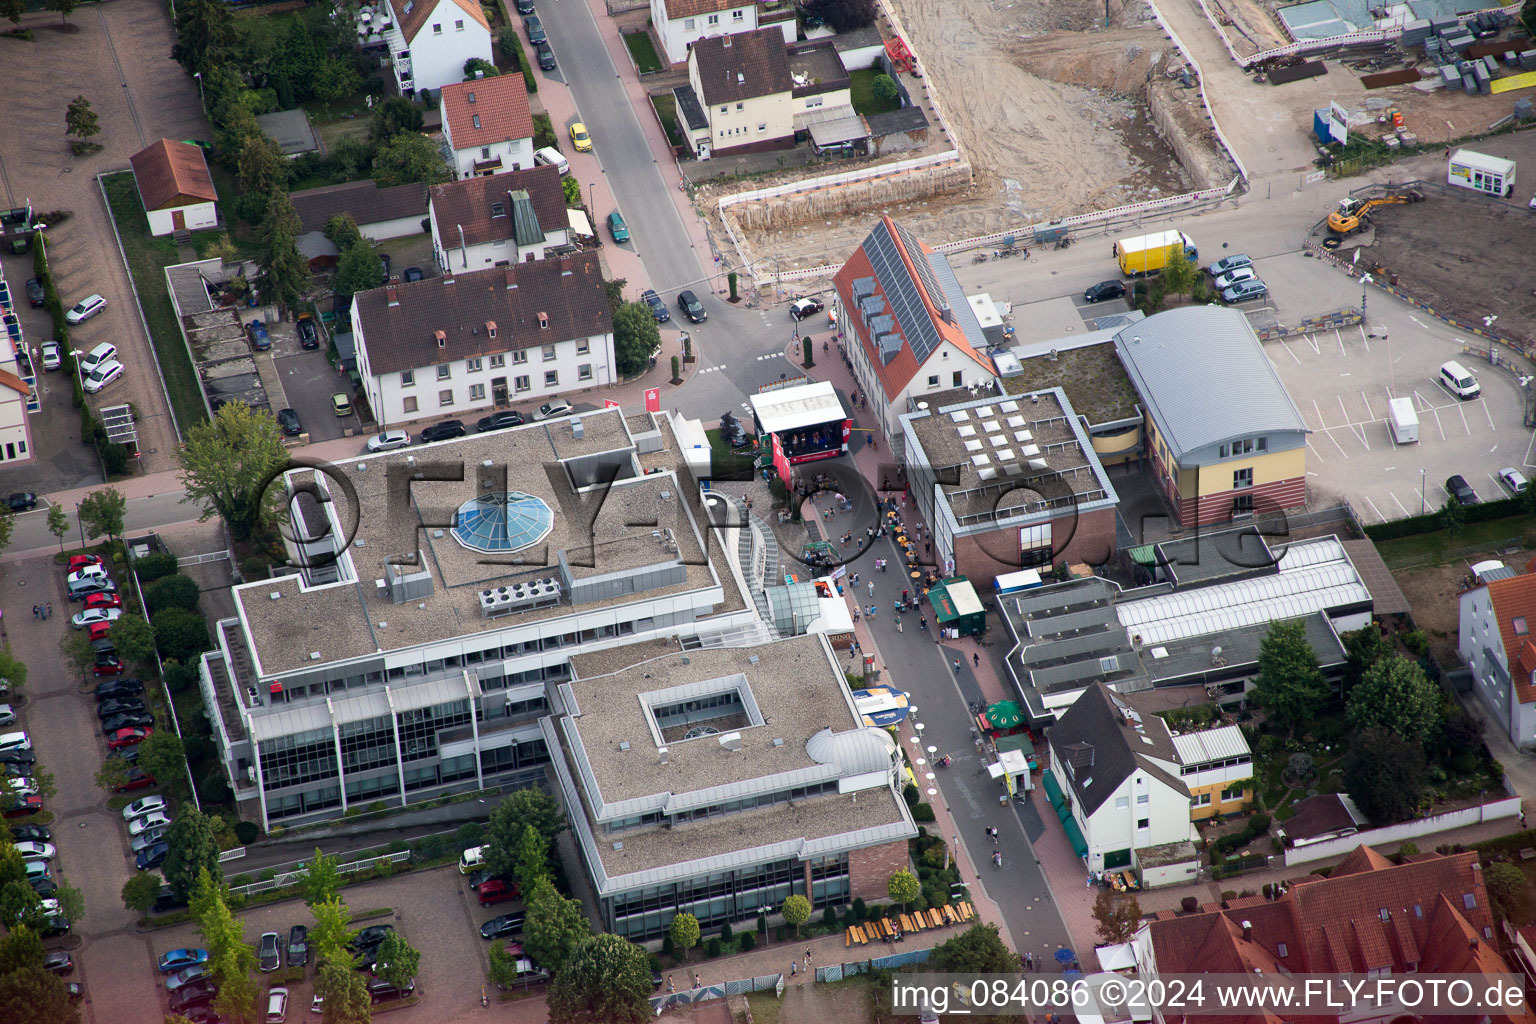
[451,492,554,553]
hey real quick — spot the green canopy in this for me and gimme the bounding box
[1127,544,1159,566]
[1061,816,1089,858]
[986,701,1024,729]
[1041,768,1067,813]
[993,733,1034,756]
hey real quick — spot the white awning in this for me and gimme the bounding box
[568,209,593,238]
[749,380,846,434]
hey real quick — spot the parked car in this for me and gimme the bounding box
[159,948,211,974]
[39,341,62,371]
[246,320,271,351]
[5,780,37,799]
[277,408,303,437]
[180,1005,221,1024]
[68,562,108,585]
[480,912,526,939]
[516,0,533,11]
[640,289,670,323]
[1212,266,1258,291]
[0,706,14,728]
[296,313,320,350]
[127,809,172,835]
[266,986,289,1023]
[24,278,44,308]
[719,412,750,447]
[331,393,352,417]
[166,963,211,993]
[67,553,103,572]
[130,825,168,853]
[1446,474,1480,505]
[28,877,56,897]
[43,950,73,976]
[13,840,54,861]
[5,493,36,512]
[78,342,116,375]
[368,977,415,1003]
[476,878,520,906]
[259,932,281,972]
[790,297,824,320]
[98,697,147,720]
[108,726,152,749]
[532,399,573,421]
[10,824,49,843]
[476,410,524,432]
[21,860,49,883]
[83,591,122,610]
[2,795,41,817]
[523,14,545,43]
[677,289,707,323]
[607,210,629,242]
[92,654,125,677]
[72,607,122,630]
[1221,279,1268,304]
[1207,254,1252,277]
[366,430,411,453]
[102,711,155,734]
[287,925,309,968]
[169,979,219,1014]
[151,885,189,915]
[1083,280,1126,303]
[347,925,394,956]
[0,749,35,767]
[537,41,556,70]
[64,294,107,325]
[403,267,424,283]
[82,359,123,394]
[113,767,157,793]
[37,914,69,938]
[122,796,168,821]
[1498,467,1530,495]
[419,419,466,443]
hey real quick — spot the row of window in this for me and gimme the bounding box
[683,10,744,31]
[1218,436,1268,459]
[926,371,965,389]
[609,854,849,941]
[400,341,589,387]
[400,367,595,413]
[716,124,769,137]
[1191,785,1248,807]
[430,19,468,33]
[1178,754,1252,776]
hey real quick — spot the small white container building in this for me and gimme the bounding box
[1447,149,1515,197]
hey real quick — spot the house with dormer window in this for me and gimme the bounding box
[374,0,492,97]
[1459,560,1536,747]
[440,76,535,179]
[427,165,570,273]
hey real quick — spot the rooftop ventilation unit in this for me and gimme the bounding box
[718,732,744,752]
[478,576,563,618]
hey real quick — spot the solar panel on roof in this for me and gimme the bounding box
[997,449,1016,461]
[965,439,984,452]
[957,424,976,437]
[1013,431,1032,442]
[976,406,994,417]
[978,468,997,480]
[453,492,554,553]
[864,221,947,364]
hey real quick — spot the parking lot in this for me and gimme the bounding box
[234,309,362,442]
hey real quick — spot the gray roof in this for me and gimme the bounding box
[829,24,883,53]
[866,105,929,138]
[290,180,429,235]
[1112,307,1307,460]
[255,109,320,156]
[673,85,709,132]
[1048,682,1187,816]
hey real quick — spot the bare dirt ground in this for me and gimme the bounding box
[1207,0,1289,55]
[1393,560,1484,664]
[1340,187,1536,352]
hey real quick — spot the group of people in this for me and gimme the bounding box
[781,428,839,458]
[31,604,52,620]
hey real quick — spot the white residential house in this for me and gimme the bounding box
[0,331,34,467]
[1459,563,1536,747]
[351,254,615,427]
[440,76,536,179]
[1045,683,1202,885]
[649,0,795,66]
[427,165,570,273]
[128,139,219,237]
[376,0,492,97]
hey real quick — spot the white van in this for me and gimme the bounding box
[1440,360,1480,399]
[458,844,487,874]
[79,342,118,375]
[533,147,569,177]
[0,731,30,754]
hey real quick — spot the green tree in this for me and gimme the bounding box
[45,505,68,553]
[0,648,24,695]
[603,278,628,314]
[135,729,187,794]
[46,0,75,25]
[612,302,660,378]
[301,847,342,908]
[1343,727,1426,824]
[146,574,201,614]
[1485,861,1525,919]
[513,823,550,893]
[330,241,387,301]
[1439,496,1466,539]
[373,931,420,991]
[191,868,259,1024]
[1161,247,1198,298]
[55,883,84,925]
[0,963,75,1024]
[307,896,353,965]
[668,912,700,961]
[109,614,157,666]
[77,487,125,544]
[1340,625,1392,697]
[323,214,364,252]
[1250,619,1327,737]
[488,945,522,989]
[164,807,223,902]
[64,96,99,145]
[1092,888,1142,943]
[94,757,132,794]
[172,0,237,75]
[887,868,919,911]
[798,0,877,32]
[236,133,290,201]
[0,925,44,974]
[522,878,591,976]
[871,73,899,105]
[929,922,1017,973]
[1,0,24,29]
[562,176,582,207]
[256,194,312,313]
[58,630,96,680]
[0,843,24,889]
[0,879,40,930]
[485,787,565,877]
[371,131,451,188]
[1346,655,1441,748]
[547,934,653,1024]
[121,870,162,913]
[313,958,371,1024]
[154,607,210,662]
[781,894,811,938]
[464,57,500,79]
[369,97,423,146]
[312,56,363,108]
[177,400,288,542]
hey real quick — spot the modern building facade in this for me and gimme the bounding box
[1112,307,1308,528]
[0,258,36,466]
[128,139,219,237]
[549,634,917,940]
[427,165,570,273]
[1459,561,1536,747]
[439,76,536,179]
[350,254,615,427]
[197,412,760,830]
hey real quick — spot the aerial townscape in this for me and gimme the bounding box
[1,0,1536,1021]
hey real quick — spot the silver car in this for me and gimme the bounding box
[259,931,281,972]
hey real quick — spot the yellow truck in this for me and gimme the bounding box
[1112,230,1198,277]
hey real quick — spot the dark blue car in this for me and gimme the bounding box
[641,289,669,323]
[136,842,169,870]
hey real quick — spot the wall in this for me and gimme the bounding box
[1139,857,1199,888]
[950,506,1117,591]
[659,3,758,65]
[1177,475,1306,528]
[1188,779,1252,820]
[147,201,218,237]
[1283,796,1522,866]
[409,19,493,95]
[1143,79,1233,191]
[723,159,971,234]
[448,137,536,180]
[849,837,910,902]
[360,214,427,242]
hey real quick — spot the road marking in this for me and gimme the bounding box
[1361,494,1386,522]
[1278,339,1302,365]
[1335,328,1347,357]
[1389,491,1410,518]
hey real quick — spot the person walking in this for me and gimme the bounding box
[973,651,980,668]
[953,658,962,673]
[868,580,875,598]
[694,973,701,989]
[896,616,903,633]
[668,975,675,993]
[30,606,37,621]
[805,949,812,968]
[790,961,798,977]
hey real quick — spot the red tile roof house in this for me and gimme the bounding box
[376,0,492,96]
[128,139,219,237]
[427,165,570,273]
[439,76,536,180]
[1132,845,1535,1024]
[1459,559,1536,748]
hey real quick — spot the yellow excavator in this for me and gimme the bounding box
[1325,190,1424,237]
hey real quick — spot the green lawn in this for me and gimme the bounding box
[849,68,901,116]
[651,93,684,147]
[1375,513,1536,568]
[100,172,207,434]
[623,31,664,74]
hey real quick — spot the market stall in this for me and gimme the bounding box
[928,577,986,638]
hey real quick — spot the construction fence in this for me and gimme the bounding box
[647,947,936,1014]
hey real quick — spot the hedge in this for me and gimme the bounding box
[1364,495,1526,541]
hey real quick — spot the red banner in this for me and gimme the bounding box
[604,399,621,409]
[644,388,660,412]
[771,431,792,486]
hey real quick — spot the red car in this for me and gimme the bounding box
[476,879,520,906]
[82,592,122,611]
[87,621,112,642]
[92,656,125,677]
[106,726,151,750]
[67,554,104,572]
[2,794,42,818]
[113,769,156,793]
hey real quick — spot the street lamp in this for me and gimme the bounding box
[193,71,205,113]
[587,182,595,216]
[1358,273,1372,321]
[1420,468,1426,515]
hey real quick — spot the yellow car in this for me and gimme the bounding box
[569,123,592,153]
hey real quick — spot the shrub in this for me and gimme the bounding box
[234,820,260,844]
[146,573,201,613]
[670,355,680,381]
[912,803,936,822]
[163,661,199,693]
[99,442,128,476]
[240,556,269,581]
[738,931,754,952]
[134,552,179,582]
[852,897,866,921]
[705,937,722,958]
[661,934,674,958]
[822,906,837,926]
[902,782,919,807]
[775,926,785,942]
[719,922,732,944]
[758,912,768,934]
